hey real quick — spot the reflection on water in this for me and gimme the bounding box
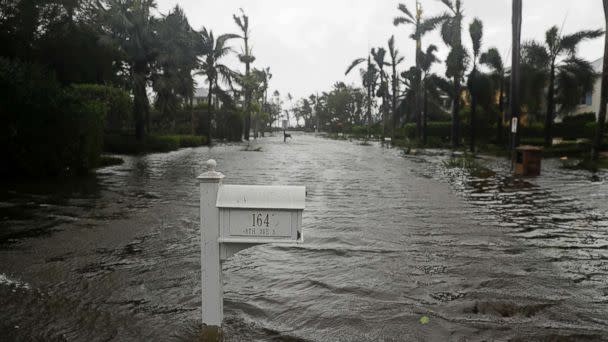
[0,134,607,341]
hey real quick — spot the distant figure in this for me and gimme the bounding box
[283,130,292,142]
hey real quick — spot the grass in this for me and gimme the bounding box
[103,134,208,154]
[443,153,496,178]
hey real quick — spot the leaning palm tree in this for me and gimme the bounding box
[523,25,603,147]
[394,0,446,140]
[233,8,255,140]
[346,52,379,135]
[98,0,159,141]
[593,0,608,161]
[371,47,390,136]
[438,0,468,147]
[198,28,239,142]
[467,18,483,152]
[388,35,405,138]
[419,45,443,144]
[480,47,506,144]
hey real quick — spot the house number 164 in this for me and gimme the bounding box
[252,213,270,227]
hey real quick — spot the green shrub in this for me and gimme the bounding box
[562,112,596,123]
[103,134,207,154]
[0,58,105,176]
[71,84,132,133]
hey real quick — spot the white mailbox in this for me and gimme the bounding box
[217,185,304,244]
[197,159,306,329]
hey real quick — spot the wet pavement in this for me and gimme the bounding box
[0,133,607,341]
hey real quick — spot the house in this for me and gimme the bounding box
[193,87,210,107]
[573,58,606,120]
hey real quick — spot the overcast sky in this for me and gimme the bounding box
[156,0,605,102]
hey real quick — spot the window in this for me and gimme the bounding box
[580,91,592,105]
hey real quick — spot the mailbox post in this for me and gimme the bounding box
[197,159,305,333]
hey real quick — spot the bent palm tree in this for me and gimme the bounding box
[388,35,405,138]
[523,25,603,146]
[371,47,389,136]
[420,45,442,144]
[99,0,159,141]
[198,28,239,142]
[394,0,446,140]
[233,8,255,140]
[468,18,483,152]
[438,0,468,147]
[346,52,379,133]
[480,47,506,144]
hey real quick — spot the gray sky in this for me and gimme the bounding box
[156,0,605,102]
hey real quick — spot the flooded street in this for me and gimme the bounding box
[1,133,608,341]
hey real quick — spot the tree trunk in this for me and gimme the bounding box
[423,86,428,145]
[415,43,423,141]
[207,80,214,144]
[133,66,148,142]
[497,76,504,144]
[545,62,556,147]
[392,62,398,139]
[510,0,522,150]
[451,76,461,147]
[243,36,252,141]
[470,70,477,153]
[592,0,608,161]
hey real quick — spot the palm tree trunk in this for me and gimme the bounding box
[470,71,477,153]
[207,81,214,143]
[244,36,252,141]
[452,76,461,147]
[133,66,148,141]
[392,63,398,139]
[497,77,504,144]
[423,86,428,145]
[593,0,608,161]
[545,62,556,147]
[415,44,423,141]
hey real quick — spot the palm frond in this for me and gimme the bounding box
[397,3,415,21]
[394,16,414,26]
[560,29,604,55]
[479,47,504,73]
[345,58,366,75]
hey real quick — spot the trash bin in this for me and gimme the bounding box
[514,145,542,176]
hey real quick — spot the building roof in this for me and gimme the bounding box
[194,87,209,98]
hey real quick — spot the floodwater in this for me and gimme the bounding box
[1,133,607,341]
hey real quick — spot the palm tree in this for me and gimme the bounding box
[99,0,159,141]
[345,51,379,135]
[198,28,239,142]
[593,0,608,161]
[419,45,443,144]
[523,26,603,147]
[153,5,202,131]
[438,0,468,147]
[233,8,255,141]
[480,48,506,144]
[388,35,405,138]
[468,18,483,152]
[394,0,446,140]
[371,47,389,136]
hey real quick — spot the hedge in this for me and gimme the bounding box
[71,83,132,133]
[0,58,105,176]
[103,134,207,154]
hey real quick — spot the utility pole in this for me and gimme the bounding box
[510,0,523,164]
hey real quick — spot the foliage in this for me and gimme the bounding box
[103,134,207,154]
[0,58,105,176]
[71,84,132,133]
